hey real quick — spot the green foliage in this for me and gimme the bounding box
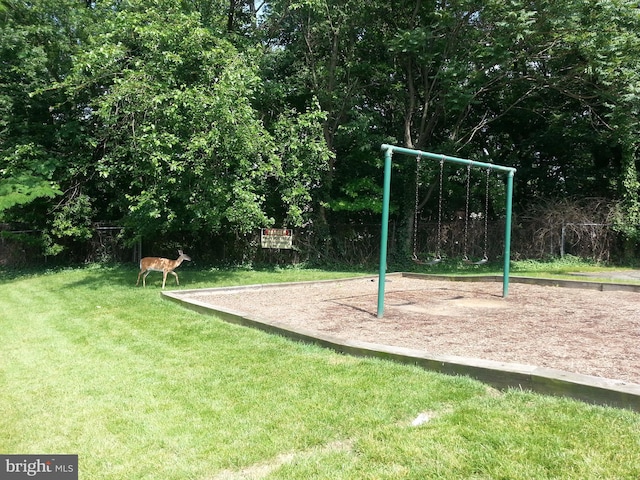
[272,102,333,226]
[0,1,79,221]
[51,193,94,240]
[0,145,61,216]
[553,0,640,240]
[511,256,604,274]
[327,177,383,213]
[0,0,96,248]
[1,0,335,253]
[63,3,277,238]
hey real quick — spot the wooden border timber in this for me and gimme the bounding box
[402,272,640,293]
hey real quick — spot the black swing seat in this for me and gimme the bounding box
[412,254,442,266]
[463,255,488,265]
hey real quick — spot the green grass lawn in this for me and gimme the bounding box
[1,264,639,479]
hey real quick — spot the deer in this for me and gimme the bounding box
[136,249,192,289]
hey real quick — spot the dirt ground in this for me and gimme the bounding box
[188,275,640,385]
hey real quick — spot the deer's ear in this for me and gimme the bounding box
[178,249,183,255]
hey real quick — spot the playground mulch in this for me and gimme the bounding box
[187,275,640,385]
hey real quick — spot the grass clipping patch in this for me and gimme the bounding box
[211,440,355,480]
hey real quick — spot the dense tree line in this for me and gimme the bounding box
[1,0,639,261]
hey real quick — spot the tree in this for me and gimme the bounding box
[0,0,93,254]
[567,0,640,247]
[261,0,398,225]
[1,0,334,260]
[481,0,640,244]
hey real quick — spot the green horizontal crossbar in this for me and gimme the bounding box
[380,144,516,174]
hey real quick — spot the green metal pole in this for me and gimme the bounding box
[377,147,393,318]
[503,170,515,297]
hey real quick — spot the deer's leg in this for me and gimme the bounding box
[136,270,144,286]
[170,271,179,285]
[142,270,151,287]
[162,271,168,289]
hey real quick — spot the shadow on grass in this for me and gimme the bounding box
[5,258,637,289]
[57,264,245,290]
[392,258,503,276]
[2,262,372,290]
[0,263,234,289]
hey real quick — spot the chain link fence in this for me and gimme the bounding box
[1,198,634,267]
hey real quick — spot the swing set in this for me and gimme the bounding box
[378,144,516,318]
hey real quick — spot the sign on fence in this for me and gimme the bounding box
[261,228,293,249]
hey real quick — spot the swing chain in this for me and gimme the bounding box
[483,167,490,259]
[436,158,444,258]
[413,154,443,263]
[412,154,422,259]
[463,163,471,260]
